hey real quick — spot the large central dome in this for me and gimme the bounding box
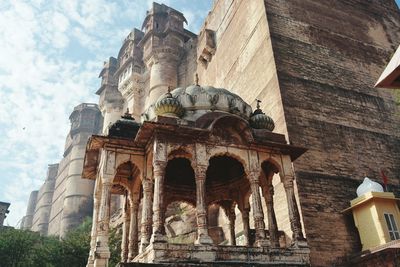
[143,85,253,121]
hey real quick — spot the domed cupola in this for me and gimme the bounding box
[356,177,384,197]
[249,100,275,131]
[154,86,184,118]
[109,109,141,139]
[143,76,253,122]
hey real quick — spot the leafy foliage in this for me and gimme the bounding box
[0,218,121,267]
[109,226,122,267]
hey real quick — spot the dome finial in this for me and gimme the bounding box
[195,73,199,86]
[253,99,264,115]
[122,108,134,120]
[167,85,172,97]
[256,99,261,109]
[356,177,384,196]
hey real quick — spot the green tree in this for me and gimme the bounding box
[0,228,40,267]
[0,218,121,267]
[108,226,122,267]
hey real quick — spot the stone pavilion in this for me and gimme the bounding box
[82,84,310,266]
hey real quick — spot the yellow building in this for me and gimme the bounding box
[346,177,400,251]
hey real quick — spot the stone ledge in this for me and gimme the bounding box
[131,243,310,266]
[120,263,309,267]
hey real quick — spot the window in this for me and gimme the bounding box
[384,213,400,240]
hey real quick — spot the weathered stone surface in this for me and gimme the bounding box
[263,1,400,265]
[30,164,58,235]
[197,0,400,266]
[24,104,102,237]
[20,190,38,230]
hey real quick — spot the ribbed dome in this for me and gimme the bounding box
[154,91,184,118]
[109,110,141,139]
[163,85,253,120]
[249,101,275,131]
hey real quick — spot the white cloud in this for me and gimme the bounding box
[0,0,101,226]
[0,0,212,227]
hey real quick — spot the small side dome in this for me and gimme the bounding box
[356,177,384,197]
[154,87,184,118]
[249,100,275,131]
[109,109,141,139]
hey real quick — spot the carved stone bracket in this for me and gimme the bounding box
[198,29,216,66]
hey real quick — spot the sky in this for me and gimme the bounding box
[0,0,213,227]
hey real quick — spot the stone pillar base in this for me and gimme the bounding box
[254,238,270,247]
[94,258,109,267]
[93,247,110,267]
[127,253,136,263]
[292,239,309,248]
[150,233,167,243]
[195,234,213,245]
[139,242,149,254]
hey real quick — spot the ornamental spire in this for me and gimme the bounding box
[167,85,172,97]
[256,99,261,109]
[122,108,134,120]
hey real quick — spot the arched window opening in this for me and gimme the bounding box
[260,160,287,248]
[165,158,195,188]
[208,201,241,246]
[163,158,196,244]
[206,156,245,188]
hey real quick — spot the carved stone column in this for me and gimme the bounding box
[128,198,139,261]
[140,178,153,252]
[195,165,213,244]
[264,186,279,248]
[221,201,236,246]
[283,177,305,244]
[151,161,167,243]
[87,181,100,267]
[226,206,236,246]
[241,208,250,246]
[94,180,112,267]
[248,172,267,247]
[120,195,129,263]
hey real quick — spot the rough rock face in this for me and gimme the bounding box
[164,203,232,245]
[165,202,197,244]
